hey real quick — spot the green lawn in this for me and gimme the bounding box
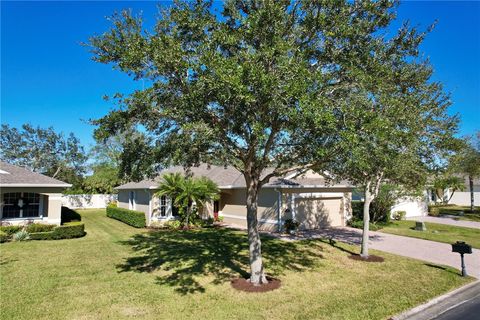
[0,209,472,320]
[431,205,480,222]
[379,220,480,248]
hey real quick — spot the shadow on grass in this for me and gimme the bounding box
[424,263,460,276]
[117,227,324,294]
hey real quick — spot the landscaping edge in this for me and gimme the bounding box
[392,279,479,320]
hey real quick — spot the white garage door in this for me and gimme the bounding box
[295,198,343,230]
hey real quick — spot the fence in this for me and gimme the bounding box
[61,194,117,209]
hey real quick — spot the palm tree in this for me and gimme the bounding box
[156,173,219,227]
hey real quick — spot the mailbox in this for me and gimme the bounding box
[452,241,472,254]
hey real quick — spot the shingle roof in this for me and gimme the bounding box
[0,161,72,187]
[116,164,353,190]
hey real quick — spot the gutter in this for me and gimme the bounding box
[0,183,72,188]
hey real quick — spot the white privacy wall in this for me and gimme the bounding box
[62,194,117,209]
[448,192,480,206]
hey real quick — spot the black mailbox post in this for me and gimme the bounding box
[451,241,472,277]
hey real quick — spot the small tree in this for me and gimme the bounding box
[156,173,219,228]
[432,175,465,204]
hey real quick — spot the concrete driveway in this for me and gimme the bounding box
[276,227,480,279]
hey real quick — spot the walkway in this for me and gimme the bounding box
[275,227,480,279]
[408,215,480,229]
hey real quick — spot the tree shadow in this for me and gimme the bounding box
[117,227,324,294]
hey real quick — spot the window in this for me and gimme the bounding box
[160,196,167,217]
[2,192,40,219]
[129,191,136,210]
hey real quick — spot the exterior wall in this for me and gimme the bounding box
[62,194,117,209]
[220,188,279,231]
[117,189,152,224]
[116,186,353,231]
[0,187,64,225]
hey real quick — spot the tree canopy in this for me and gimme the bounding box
[88,0,457,283]
[0,124,87,188]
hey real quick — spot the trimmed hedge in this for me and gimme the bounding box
[0,231,9,243]
[106,207,146,228]
[29,222,86,240]
[26,223,56,233]
[0,225,22,236]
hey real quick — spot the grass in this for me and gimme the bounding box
[430,205,480,222]
[379,220,480,248]
[0,209,472,320]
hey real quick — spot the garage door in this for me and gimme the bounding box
[295,198,343,230]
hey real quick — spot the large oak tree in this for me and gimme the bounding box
[89,0,410,284]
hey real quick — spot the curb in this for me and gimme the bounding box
[392,280,480,320]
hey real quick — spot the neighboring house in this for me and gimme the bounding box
[428,176,480,207]
[116,164,354,231]
[0,161,71,225]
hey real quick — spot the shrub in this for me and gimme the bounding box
[13,230,30,241]
[106,206,146,228]
[0,231,9,243]
[29,222,85,240]
[215,215,224,222]
[164,220,181,230]
[0,225,22,236]
[284,219,300,232]
[393,211,406,221]
[26,223,56,233]
[351,201,364,220]
[61,206,82,223]
[347,219,384,231]
[428,204,441,216]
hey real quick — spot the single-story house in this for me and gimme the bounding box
[0,161,71,225]
[116,164,354,231]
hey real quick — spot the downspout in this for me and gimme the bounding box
[274,188,282,232]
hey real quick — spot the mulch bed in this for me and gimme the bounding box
[231,276,281,293]
[348,254,385,263]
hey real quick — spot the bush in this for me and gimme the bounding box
[347,219,384,231]
[164,220,181,230]
[0,225,22,236]
[13,230,30,241]
[29,222,85,240]
[0,231,9,243]
[106,206,146,228]
[351,201,364,220]
[26,223,56,233]
[393,211,406,221]
[428,204,441,216]
[61,206,82,223]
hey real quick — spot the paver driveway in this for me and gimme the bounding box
[276,227,480,279]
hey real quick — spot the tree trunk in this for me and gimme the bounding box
[469,175,474,211]
[360,189,372,258]
[245,176,267,285]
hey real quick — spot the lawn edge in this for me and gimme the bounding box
[391,279,479,320]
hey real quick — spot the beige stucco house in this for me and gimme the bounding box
[0,161,71,225]
[116,164,353,231]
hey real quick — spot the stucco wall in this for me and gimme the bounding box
[117,189,152,223]
[220,188,279,231]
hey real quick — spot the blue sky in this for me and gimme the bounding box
[1,1,479,149]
